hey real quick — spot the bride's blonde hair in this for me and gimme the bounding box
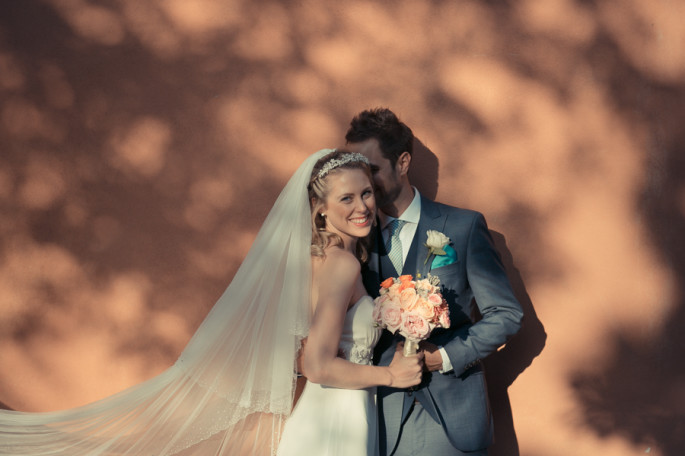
[308,149,373,262]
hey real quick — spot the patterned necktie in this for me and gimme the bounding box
[385,219,407,276]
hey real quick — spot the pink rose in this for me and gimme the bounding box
[387,296,402,310]
[381,305,402,333]
[401,313,431,340]
[375,294,390,306]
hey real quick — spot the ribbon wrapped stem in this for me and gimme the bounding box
[403,339,420,357]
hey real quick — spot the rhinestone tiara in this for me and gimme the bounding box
[316,152,369,179]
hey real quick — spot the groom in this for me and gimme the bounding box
[346,108,523,456]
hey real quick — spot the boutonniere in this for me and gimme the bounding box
[424,230,451,264]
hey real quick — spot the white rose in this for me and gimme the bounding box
[426,230,450,249]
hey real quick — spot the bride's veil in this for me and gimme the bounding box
[0,149,333,455]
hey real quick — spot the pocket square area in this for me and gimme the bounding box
[431,244,457,269]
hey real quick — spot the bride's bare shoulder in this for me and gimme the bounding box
[312,248,360,279]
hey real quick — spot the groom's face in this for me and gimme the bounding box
[347,138,403,212]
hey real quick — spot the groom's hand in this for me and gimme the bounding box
[419,341,444,372]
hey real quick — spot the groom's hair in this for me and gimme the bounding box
[345,108,414,168]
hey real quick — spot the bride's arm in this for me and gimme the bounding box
[302,249,423,390]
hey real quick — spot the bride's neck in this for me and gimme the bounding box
[338,234,358,254]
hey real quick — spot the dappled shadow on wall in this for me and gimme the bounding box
[571,323,685,455]
[0,1,315,410]
[569,11,685,453]
[570,128,685,456]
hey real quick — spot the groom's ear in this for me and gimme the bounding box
[396,151,411,177]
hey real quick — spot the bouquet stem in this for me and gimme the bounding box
[403,339,420,357]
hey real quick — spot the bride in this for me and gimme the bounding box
[0,149,423,456]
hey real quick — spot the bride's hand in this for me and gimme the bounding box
[387,342,425,388]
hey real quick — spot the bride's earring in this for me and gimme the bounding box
[320,213,326,217]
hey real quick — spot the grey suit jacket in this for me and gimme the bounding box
[363,196,523,454]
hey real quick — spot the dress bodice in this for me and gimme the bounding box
[339,295,382,365]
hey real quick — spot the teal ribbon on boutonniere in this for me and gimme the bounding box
[424,230,457,269]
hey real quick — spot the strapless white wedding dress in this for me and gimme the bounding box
[277,295,382,456]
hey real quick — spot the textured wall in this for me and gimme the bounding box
[1,1,683,455]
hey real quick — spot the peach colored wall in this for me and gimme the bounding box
[1,2,682,455]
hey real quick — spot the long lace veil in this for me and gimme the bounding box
[0,149,332,455]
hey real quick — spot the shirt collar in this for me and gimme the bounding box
[379,187,422,230]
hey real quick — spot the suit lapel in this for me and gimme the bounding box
[411,196,447,278]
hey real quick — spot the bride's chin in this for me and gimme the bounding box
[358,227,372,237]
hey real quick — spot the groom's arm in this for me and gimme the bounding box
[440,212,523,376]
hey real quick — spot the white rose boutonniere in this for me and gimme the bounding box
[424,230,451,265]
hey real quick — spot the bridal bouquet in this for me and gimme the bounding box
[372,274,450,356]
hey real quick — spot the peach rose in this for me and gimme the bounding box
[399,288,418,308]
[399,275,413,283]
[380,277,395,289]
[399,281,415,291]
[413,300,438,320]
